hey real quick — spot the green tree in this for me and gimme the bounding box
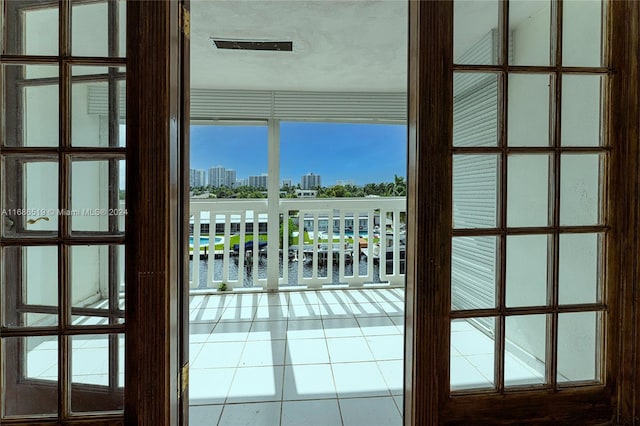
[279,216,298,246]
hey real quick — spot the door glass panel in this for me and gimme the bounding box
[452,0,606,397]
[2,246,59,328]
[453,154,499,229]
[1,336,59,417]
[560,154,601,226]
[1,0,126,420]
[505,314,546,387]
[507,155,550,227]
[454,0,499,65]
[561,75,602,147]
[453,73,499,147]
[508,74,552,147]
[506,235,548,307]
[71,333,124,412]
[71,159,126,233]
[72,66,126,147]
[2,6,59,56]
[72,0,126,57]
[452,236,497,310]
[71,245,125,325]
[509,1,551,66]
[557,311,600,383]
[563,0,603,67]
[559,233,601,305]
[1,64,59,147]
[451,318,496,391]
[2,157,59,236]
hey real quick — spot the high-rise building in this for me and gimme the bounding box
[197,170,207,187]
[189,169,206,187]
[225,169,237,188]
[208,166,226,188]
[248,174,268,188]
[301,173,321,189]
[281,179,293,188]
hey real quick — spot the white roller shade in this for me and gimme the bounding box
[88,86,406,121]
[452,29,501,313]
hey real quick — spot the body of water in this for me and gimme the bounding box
[189,236,223,246]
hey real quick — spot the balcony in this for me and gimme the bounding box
[189,197,407,291]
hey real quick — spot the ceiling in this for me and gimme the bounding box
[190,0,408,92]
[190,0,546,93]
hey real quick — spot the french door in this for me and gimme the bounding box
[406,0,640,424]
[0,0,127,422]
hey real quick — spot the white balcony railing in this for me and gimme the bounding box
[189,197,406,291]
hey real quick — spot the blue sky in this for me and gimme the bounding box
[190,122,406,186]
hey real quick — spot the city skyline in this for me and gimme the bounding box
[190,122,406,186]
[190,167,326,189]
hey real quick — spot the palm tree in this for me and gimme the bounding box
[389,174,406,196]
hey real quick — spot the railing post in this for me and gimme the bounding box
[267,119,280,290]
[206,210,215,288]
[235,211,246,288]
[191,212,200,288]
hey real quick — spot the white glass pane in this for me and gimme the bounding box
[451,318,495,391]
[2,65,59,147]
[563,0,603,67]
[70,245,125,324]
[560,154,601,226]
[509,0,551,66]
[71,160,125,233]
[72,66,126,147]
[453,155,499,229]
[71,333,124,412]
[507,155,549,227]
[508,74,551,147]
[2,159,59,235]
[4,7,59,56]
[2,246,58,328]
[452,237,497,310]
[505,315,547,387]
[72,0,126,57]
[454,1,500,65]
[453,73,499,147]
[557,312,600,383]
[559,233,600,305]
[506,235,548,307]
[561,75,602,147]
[2,336,59,417]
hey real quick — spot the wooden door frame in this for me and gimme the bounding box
[124,0,184,424]
[608,1,640,423]
[405,0,640,424]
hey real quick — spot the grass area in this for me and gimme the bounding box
[189,234,268,253]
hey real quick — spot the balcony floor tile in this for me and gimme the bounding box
[281,399,342,426]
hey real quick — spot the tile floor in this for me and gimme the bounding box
[187,288,543,425]
[188,288,404,426]
[20,287,543,425]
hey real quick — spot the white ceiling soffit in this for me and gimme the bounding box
[190,0,409,92]
[190,1,549,93]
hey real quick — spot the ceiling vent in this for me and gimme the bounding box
[210,38,293,52]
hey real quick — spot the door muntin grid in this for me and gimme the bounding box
[1,0,127,419]
[451,0,606,393]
